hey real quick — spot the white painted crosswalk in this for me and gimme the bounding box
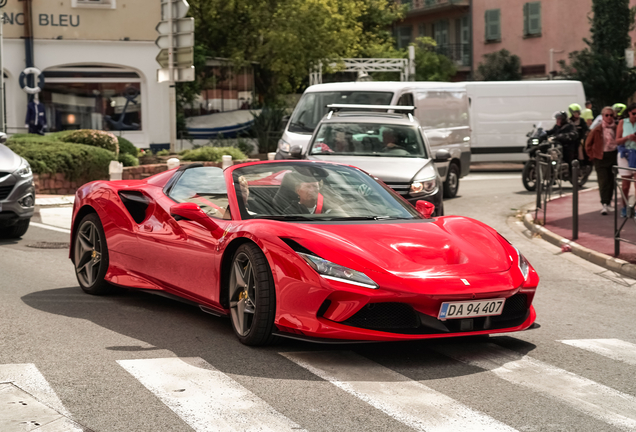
[118,357,305,432]
[5,338,636,432]
[281,351,516,432]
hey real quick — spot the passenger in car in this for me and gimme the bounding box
[382,129,410,155]
[282,173,335,215]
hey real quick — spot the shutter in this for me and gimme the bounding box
[486,9,500,41]
[528,2,541,35]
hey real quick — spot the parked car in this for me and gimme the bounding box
[288,104,446,215]
[70,160,539,346]
[0,133,35,238]
[276,81,471,198]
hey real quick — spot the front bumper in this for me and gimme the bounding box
[0,172,35,227]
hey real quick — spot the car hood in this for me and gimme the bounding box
[0,144,21,173]
[286,216,513,277]
[308,155,433,183]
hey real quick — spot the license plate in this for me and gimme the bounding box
[438,298,505,321]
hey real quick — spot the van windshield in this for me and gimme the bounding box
[288,91,393,133]
[309,123,427,158]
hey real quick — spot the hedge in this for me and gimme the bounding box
[117,136,138,156]
[6,137,115,181]
[53,129,119,154]
[179,146,247,162]
[118,152,139,167]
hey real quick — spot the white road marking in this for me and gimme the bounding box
[30,221,71,234]
[435,343,636,431]
[462,174,521,181]
[0,363,70,417]
[118,357,305,432]
[560,339,636,366]
[281,351,516,432]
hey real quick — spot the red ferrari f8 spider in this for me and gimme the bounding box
[70,160,538,345]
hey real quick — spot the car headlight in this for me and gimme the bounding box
[515,247,529,279]
[410,177,437,195]
[16,159,32,178]
[278,139,291,153]
[532,138,539,145]
[297,252,379,289]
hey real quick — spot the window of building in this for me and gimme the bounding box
[524,2,541,36]
[72,0,116,9]
[396,26,413,49]
[41,66,141,132]
[418,23,426,37]
[434,20,449,46]
[485,9,501,42]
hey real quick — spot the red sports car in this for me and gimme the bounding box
[70,160,538,346]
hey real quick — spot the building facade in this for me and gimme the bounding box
[1,0,169,147]
[473,0,636,79]
[394,0,472,80]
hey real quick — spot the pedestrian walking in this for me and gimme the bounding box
[585,106,618,215]
[616,102,636,217]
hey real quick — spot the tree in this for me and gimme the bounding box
[476,49,522,81]
[559,0,636,112]
[413,37,457,81]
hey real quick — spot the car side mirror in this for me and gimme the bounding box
[416,200,436,219]
[290,145,303,159]
[0,132,7,144]
[170,202,219,232]
[433,149,451,163]
[280,115,290,131]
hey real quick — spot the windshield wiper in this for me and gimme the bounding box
[255,215,316,221]
[288,121,314,133]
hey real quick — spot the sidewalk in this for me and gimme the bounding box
[34,194,74,231]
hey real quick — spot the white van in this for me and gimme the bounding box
[464,80,586,162]
[276,82,471,198]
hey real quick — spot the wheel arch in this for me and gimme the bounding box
[69,205,98,263]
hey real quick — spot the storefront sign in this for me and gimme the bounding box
[2,12,80,27]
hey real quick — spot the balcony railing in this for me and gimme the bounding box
[435,43,471,67]
[400,0,469,12]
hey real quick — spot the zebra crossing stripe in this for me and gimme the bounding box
[281,351,517,432]
[560,339,636,366]
[435,343,636,431]
[117,357,306,432]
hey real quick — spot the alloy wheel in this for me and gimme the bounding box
[74,221,103,287]
[229,252,256,336]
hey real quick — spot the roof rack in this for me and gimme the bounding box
[326,104,416,114]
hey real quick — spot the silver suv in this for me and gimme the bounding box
[290,105,447,216]
[0,133,35,238]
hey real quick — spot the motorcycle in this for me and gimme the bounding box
[522,124,592,191]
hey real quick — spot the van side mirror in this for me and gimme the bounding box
[416,200,435,218]
[290,145,303,159]
[433,149,451,163]
[280,115,290,131]
[170,202,219,232]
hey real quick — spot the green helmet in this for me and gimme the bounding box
[613,103,627,116]
[581,108,594,120]
[568,103,582,116]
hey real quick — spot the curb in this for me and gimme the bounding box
[522,212,636,279]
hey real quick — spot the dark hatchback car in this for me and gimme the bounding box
[0,133,35,238]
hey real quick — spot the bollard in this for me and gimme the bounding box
[222,155,233,169]
[267,152,277,160]
[109,160,123,181]
[167,158,180,170]
[572,160,579,240]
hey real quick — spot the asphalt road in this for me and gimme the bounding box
[3,171,636,432]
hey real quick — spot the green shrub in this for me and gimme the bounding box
[6,138,115,181]
[237,139,253,155]
[117,136,138,156]
[58,129,119,155]
[156,149,170,156]
[179,146,247,162]
[118,153,139,167]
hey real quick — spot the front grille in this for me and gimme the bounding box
[384,182,410,196]
[343,302,420,330]
[0,184,14,200]
[337,294,530,335]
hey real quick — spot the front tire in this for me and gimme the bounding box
[73,213,112,295]
[1,219,30,239]
[228,243,276,346]
[443,163,460,198]
[522,161,537,191]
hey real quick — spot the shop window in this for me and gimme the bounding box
[72,0,116,9]
[523,2,541,37]
[485,9,501,42]
[41,66,141,132]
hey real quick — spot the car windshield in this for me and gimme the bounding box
[309,122,427,158]
[232,162,421,221]
[288,91,393,133]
